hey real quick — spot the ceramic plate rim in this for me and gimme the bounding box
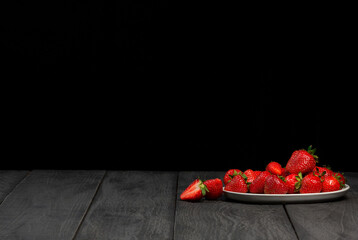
[223,184,350,197]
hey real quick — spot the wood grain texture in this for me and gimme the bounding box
[0,171,28,204]
[74,171,178,240]
[0,170,105,240]
[174,171,298,240]
[285,172,358,240]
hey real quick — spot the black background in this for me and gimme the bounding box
[2,2,356,171]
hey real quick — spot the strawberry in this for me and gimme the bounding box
[286,145,318,175]
[266,162,283,176]
[334,172,346,185]
[311,166,334,180]
[243,169,257,183]
[264,175,288,194]
[180,179,209,201]
[322,176,342,192]
[281,168,290,177]
[300,174,322,193]
[203,178,223,199]
[249,171,271,193]
[285,173,303,194]
[320,166,334,176]
[253,171,262,178]
[224,169,242,185]
[224,175,248,193]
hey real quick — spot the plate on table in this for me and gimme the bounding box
[223,184,350,204]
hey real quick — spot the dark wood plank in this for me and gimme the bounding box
[174,171,298,240]
[285,172,358,240]
[74,171,178,240]
[345,172,358,189]
[0,171,28,204]
[0,170,105,240]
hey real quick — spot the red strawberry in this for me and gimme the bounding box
[244,169,257,183]
[224,175,248,193]
[203,178,223,199]
[320,166,334,176]
[322,176,341,192]
[285,173,302,194]
[249,171,271,193]
[180,179,209,201]
[282,168,290,177]
[264,175,288,194]
[334,172,346,185]
[224,169,242,185]
[266,162,283,176]
[286,145,318,174]
[310,166,333,180]
[253,171,262,178]
[300,174,322,193]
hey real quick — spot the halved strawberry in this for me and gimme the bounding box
[204,178,223,200]
[180,179,209,201]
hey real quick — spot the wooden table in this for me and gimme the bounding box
[0,171,357,240]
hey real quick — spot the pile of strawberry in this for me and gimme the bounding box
[180,146,346,201]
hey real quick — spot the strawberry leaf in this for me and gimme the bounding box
[294,181,302,192]
[278,175,286,182]
[294,172,303,192]
[307,145,319,161]
[238,172,248,181]
[230,170,240,179]
[323,164,332,170]
[202,188,207,196]
[199,181,209,196]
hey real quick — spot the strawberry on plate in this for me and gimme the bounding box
[322,175,342,192]
[318,166,334,176]
[334,172,346,185]
[266,162,283,176]
[224,175,248,193]
[249,171,271,193]
[253,171,262,178]
[310,166,334,180]
[286,145,318,175]
[204,178,223,200]
[180,179,209,201]
[285,173,302,194]
[264,175,288,194]
[281,168,290,177]
[224,169,242,185]
[300,174,322,193]
[243,169,257,183]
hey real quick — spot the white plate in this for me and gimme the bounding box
[223,184,350,204]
